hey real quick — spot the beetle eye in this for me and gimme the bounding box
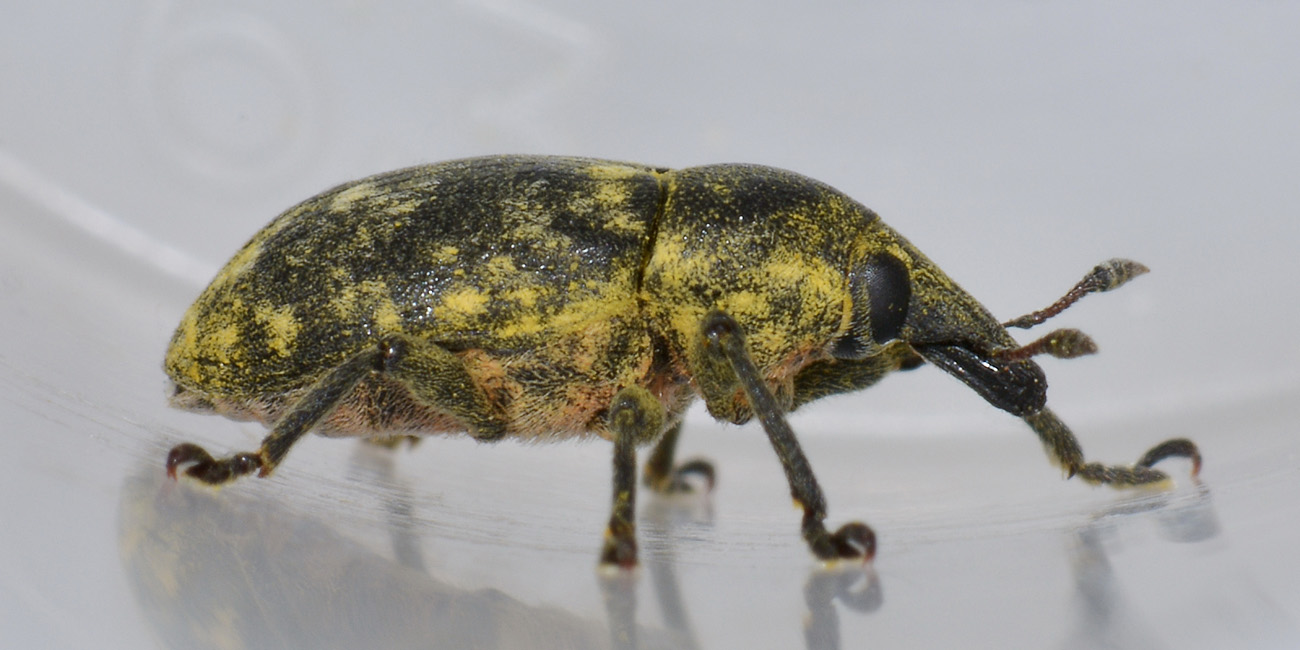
[832,253,911,359]
[861,253,911,343]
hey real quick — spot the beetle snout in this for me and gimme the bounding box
[913,343,1047,416]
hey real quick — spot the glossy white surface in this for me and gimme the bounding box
[3,2,1298,648]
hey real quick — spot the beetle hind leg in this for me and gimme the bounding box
[642,423,716,494]
[167,335,508,485]
[166,342,383,485]
[1024,409,1202,487]
[165,443,263,484]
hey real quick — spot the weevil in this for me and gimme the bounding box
[163,155,1201,567]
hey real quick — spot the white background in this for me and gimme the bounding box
[2,2,1298,648]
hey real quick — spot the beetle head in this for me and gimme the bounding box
[832,246,1047,416]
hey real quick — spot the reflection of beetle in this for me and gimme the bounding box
[164,155,1201,567]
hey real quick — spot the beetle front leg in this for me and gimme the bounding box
[601,386,667,568]
[699,311,876,563]
[1024,408,1202,486]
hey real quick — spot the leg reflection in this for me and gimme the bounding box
[1063,481,1217,650]
[803,567,883,650]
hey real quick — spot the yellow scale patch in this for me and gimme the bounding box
[382,198,421,215]
[584,163,643,180]
[210,323,241,365]
[254,303,301,356]
[484,255,517,281]
[328,280,404,332]
[437,287,490,320]
[502,285,542,309]
[430,245,459,265]
[373,300,404,333]
[329,182,376,213]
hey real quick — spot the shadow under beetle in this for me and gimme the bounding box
[164,155,1201,567]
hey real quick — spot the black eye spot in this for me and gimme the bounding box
[831,253,912,359]
[859,253,910,344]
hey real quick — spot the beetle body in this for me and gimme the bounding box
[167,156,1034,437]
[168,157,673,440]
[164,155,1199,567]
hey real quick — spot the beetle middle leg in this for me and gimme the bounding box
[168,336,506,484]
[697,310,876,562]
[642,423,716,494]
[601,385,666,567]
[1024,408,1202,486]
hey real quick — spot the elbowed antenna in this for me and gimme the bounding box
[989,258,1151,363]
[1002,259,1149,330]
[994,328,1097,363]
